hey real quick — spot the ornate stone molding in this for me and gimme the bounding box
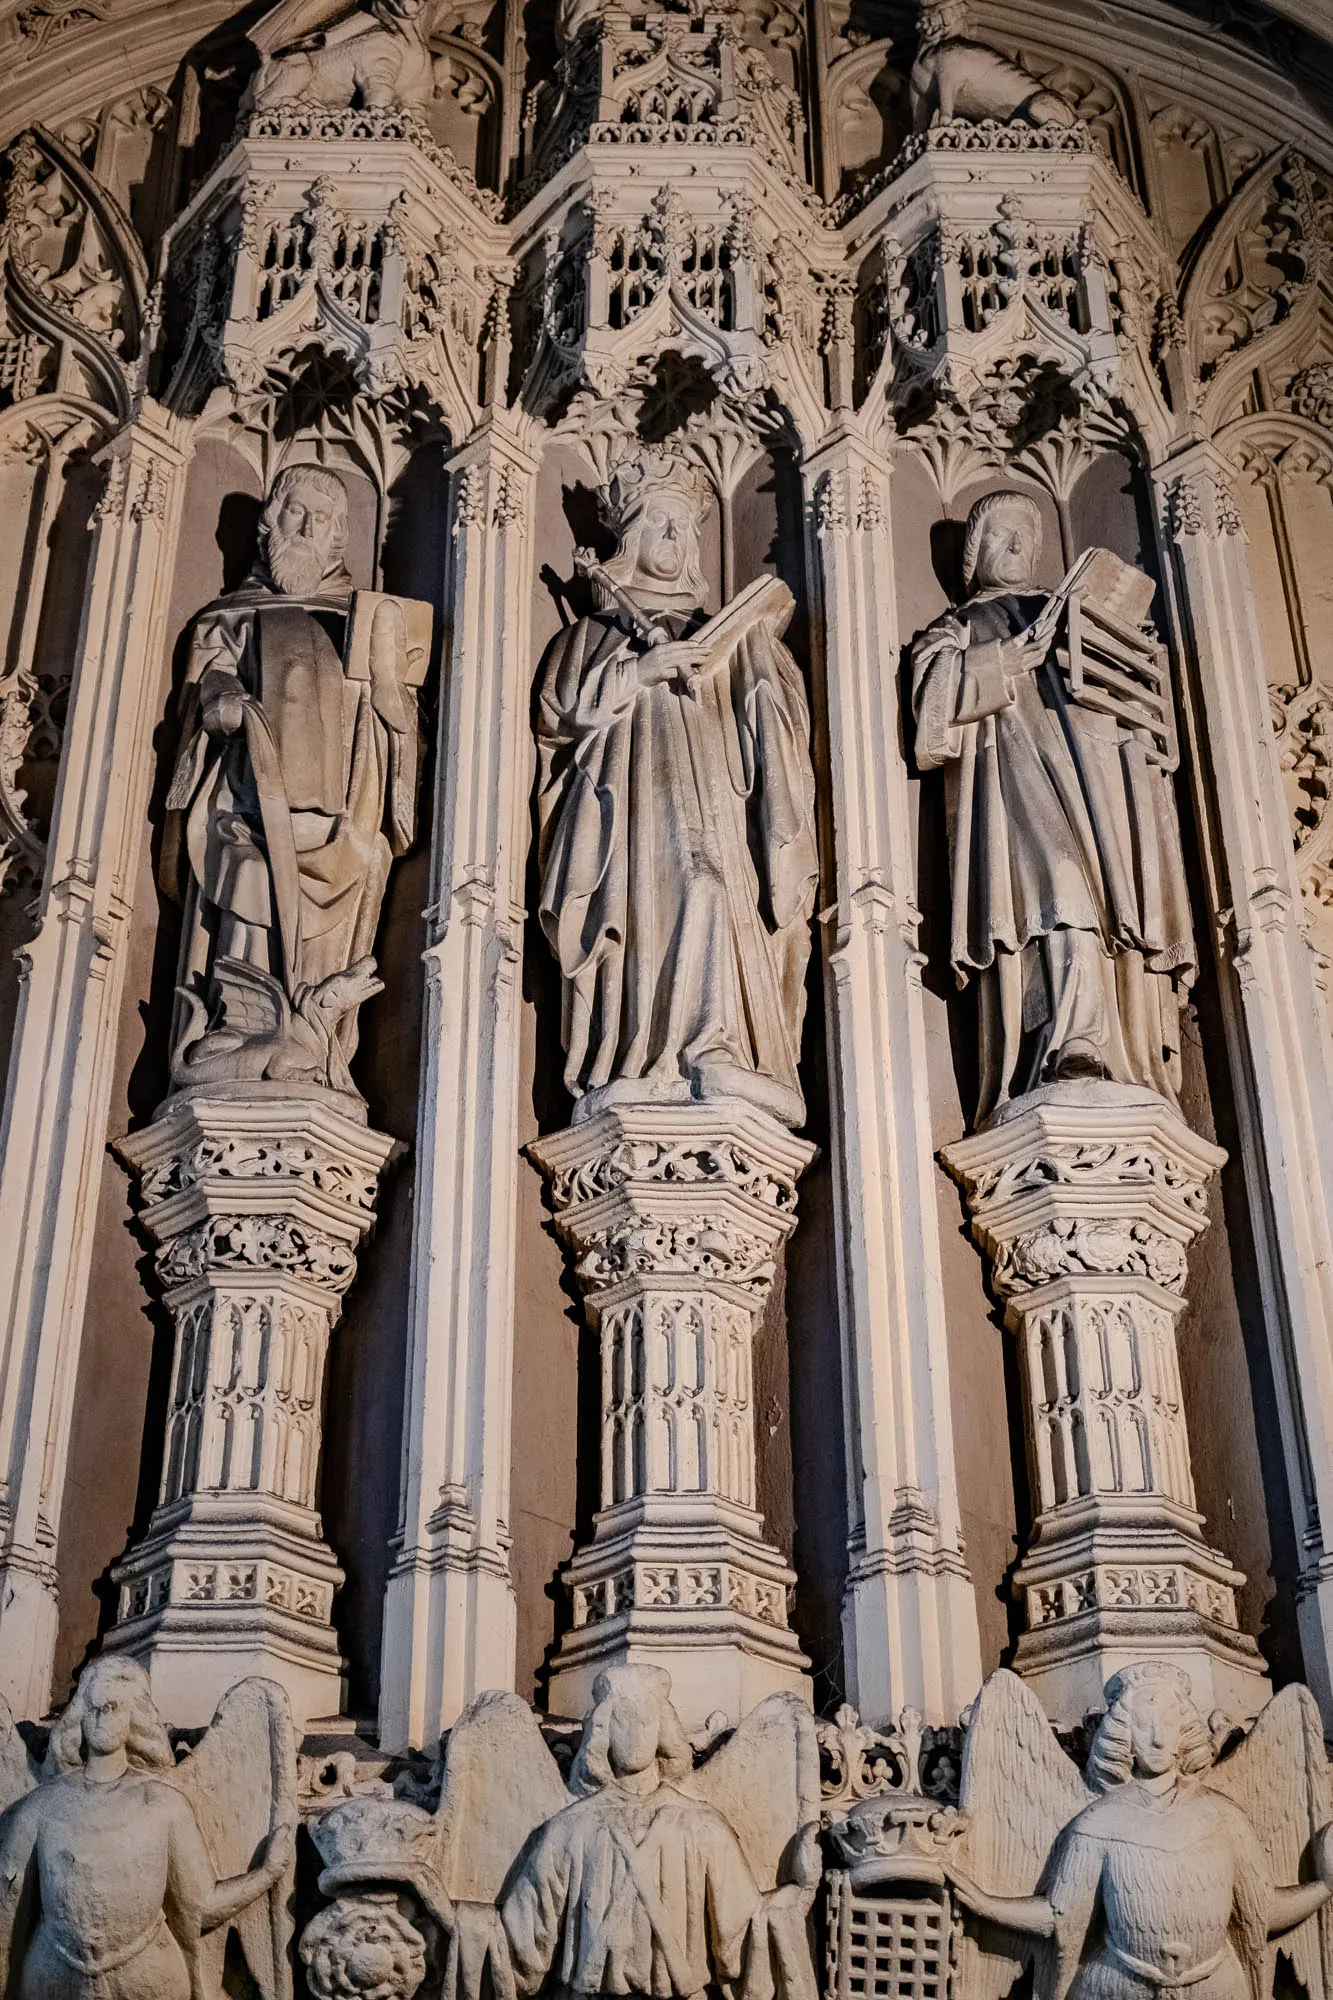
[109,1085,397,1727]
[530,1099,814,1727]
[943,1081,1267,1725]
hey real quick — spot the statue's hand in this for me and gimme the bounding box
[204,687,246,736]
[260,1819,297,1884]
[639,638,705,690]
[999,624,1052,676]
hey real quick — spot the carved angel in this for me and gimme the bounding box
[0,1658,297,2000]
[947,1663,1333,2000]
[414,1671,821,2000]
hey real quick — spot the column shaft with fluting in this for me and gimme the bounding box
[944,1080,1268,1726]
[110,1085,395,1729]
[531,1100,814,1729]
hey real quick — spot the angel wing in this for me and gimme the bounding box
[169,1678,298,2000]
[955,1671,1091,2000]
[1208,1683,1333,1999]
[433,1690,570,1903]
[687,1693,819,1891]
[212,957,290,1039]
[0,1698,36,1816]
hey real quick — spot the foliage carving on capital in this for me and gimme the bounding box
[992,1218,1190,1295]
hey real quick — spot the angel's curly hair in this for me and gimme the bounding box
[1085,1662,1213,1795]
[568,1664,693,1796]
[962,489,1043,594]
[46,1655,175,1777]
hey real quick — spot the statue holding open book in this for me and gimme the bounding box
[910,489,1196,1123]
[536,449,819,1130]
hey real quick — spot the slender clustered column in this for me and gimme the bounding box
[111,465,427,1729]
[529,447,820,1727]
[111,1090,396,1726]
[531,1105,815,1724]
[944,1081,1267,1723]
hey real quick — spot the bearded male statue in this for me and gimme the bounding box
[911,489,1194,1121]
[536,451,818,1129]
[163,464,428,1094]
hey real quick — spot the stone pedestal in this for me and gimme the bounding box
[110,1085,396,1728]
[943,1081,1268,1726]
[530,1100,815,1728]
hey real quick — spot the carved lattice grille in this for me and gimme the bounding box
[826,1873,954,2000]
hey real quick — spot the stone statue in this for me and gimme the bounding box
[910,0,1076,130]
[536,451,819,1130]
[248,0,437,114]
[910,490,1194,1120]
[163,463,428,1095]
[308,1675,822,2000]
[945,1663,1333,2000]
[0,1658,297,2000]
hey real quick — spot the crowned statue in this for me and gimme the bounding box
[946,1662,1333,2000]
[911,489,1194,1121]
[162,463,428,1095]
[0,1659,295,2000]
[536,450,819,1130]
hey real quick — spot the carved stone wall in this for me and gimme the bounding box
[0,0,1328,1892]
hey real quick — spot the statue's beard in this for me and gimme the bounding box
[266,533,334,598]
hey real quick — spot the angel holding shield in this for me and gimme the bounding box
[945,1662,1333,2000]
[0,1657,296,2000]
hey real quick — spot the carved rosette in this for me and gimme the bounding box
[108,1086,397,1727]
[943,1081,1267,1726]
[529,1101,815,1727]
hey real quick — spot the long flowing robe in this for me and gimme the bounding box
[536,598,818,1129]
[163,572,418,1053]
[500,1785,760,2000]
[1040,1784,1268,2000]
[911,588,1194,1117]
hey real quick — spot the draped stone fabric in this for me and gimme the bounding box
[1042,1785,1270,2000]
[500,1784,759,1999]
[163,569,418,1045]
[911,588,1195,1119]
[536,599,818,1129]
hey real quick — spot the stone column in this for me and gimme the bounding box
[944,1079,1268,1725]
[0,400,191,1716]
[530,1100,814,1729]
[378,419,537,1752]
[109,1085,396,1728]
[802,431,983,1726]
[1153,445,1333,1721]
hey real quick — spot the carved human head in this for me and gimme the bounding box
[1086,1662,1213,1793]
[569,1664,693,1794]
[600,450,710,602]
[47,1655,175,1774]
[260,464,352,598]
[962,489,1043,595]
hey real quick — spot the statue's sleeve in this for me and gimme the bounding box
[500,1823,572,1997]
[700,1817,764,1989]
[733,627,818,934]
[0,1794,40,1998]
[1043,1826,1102,2000]
[911,615,1015,770]
[539,620,643,747]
